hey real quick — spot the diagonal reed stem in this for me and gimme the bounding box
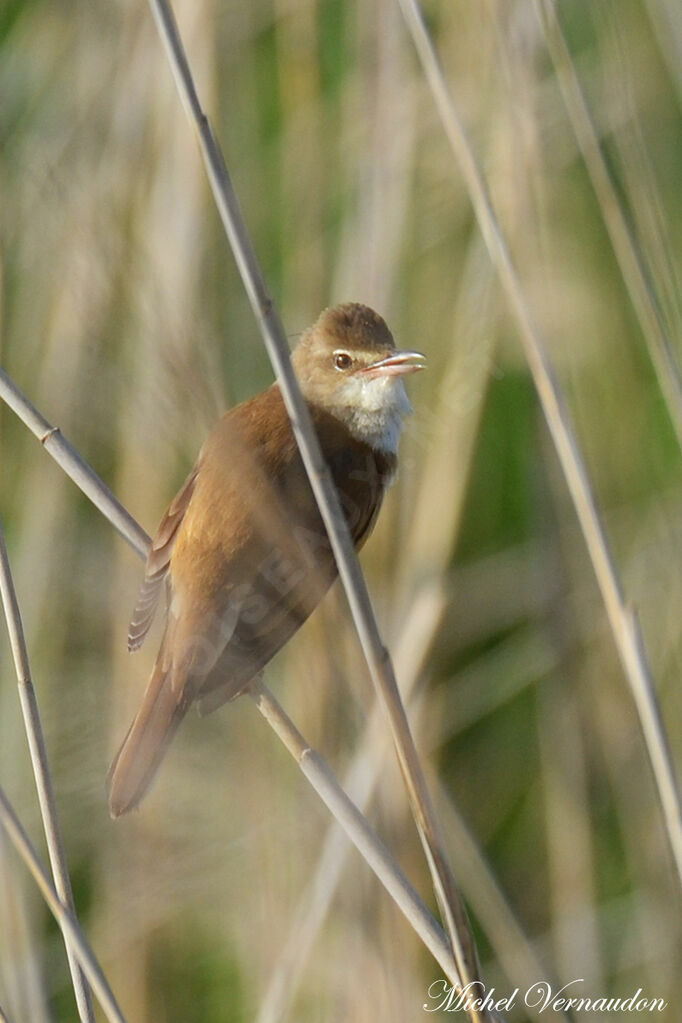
[0,518,96,1023]
[0,368,148,559]
[397,0,682,888]
[248,677,460,983]
[144,0,487,1015]
[0,785,127,1023]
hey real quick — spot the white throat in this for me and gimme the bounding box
[333,374,412,455]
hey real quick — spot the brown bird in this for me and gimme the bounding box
[108,303,425,817]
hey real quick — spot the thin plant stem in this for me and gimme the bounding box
[0,518,95,1023]
[0,786,127,1023]
[533,0,682,453]
[144,0,486,1014]
[396,0,682,890]
[0,368,148,560]
[247,677,460,985]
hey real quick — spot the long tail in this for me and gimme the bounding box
[107,655,190,818]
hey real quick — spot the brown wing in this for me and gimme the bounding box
[127,467,198,652]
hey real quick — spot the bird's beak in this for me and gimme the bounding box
[361,349,427,379]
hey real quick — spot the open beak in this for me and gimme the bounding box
[361,349,427,379]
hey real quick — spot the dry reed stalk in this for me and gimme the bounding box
[248,677,460,982]
[0,521,95,1023]
[0,786,127,1023]
[0,369,148,560]
[144,0,488,1015]
[397,0,682,890]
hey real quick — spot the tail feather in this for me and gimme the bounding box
[107,658,190,818]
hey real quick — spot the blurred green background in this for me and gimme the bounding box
[1,0,681,1020]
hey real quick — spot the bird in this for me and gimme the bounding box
[107,302,425,817]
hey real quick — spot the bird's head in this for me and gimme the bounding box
[292,303,426,454]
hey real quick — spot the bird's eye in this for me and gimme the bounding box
[334,351,353,371]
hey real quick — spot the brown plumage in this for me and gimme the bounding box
[108,303,424,817]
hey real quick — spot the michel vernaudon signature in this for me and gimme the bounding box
[423,979,668,1015]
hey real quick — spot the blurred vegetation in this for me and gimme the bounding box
[1,0,681,1021]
